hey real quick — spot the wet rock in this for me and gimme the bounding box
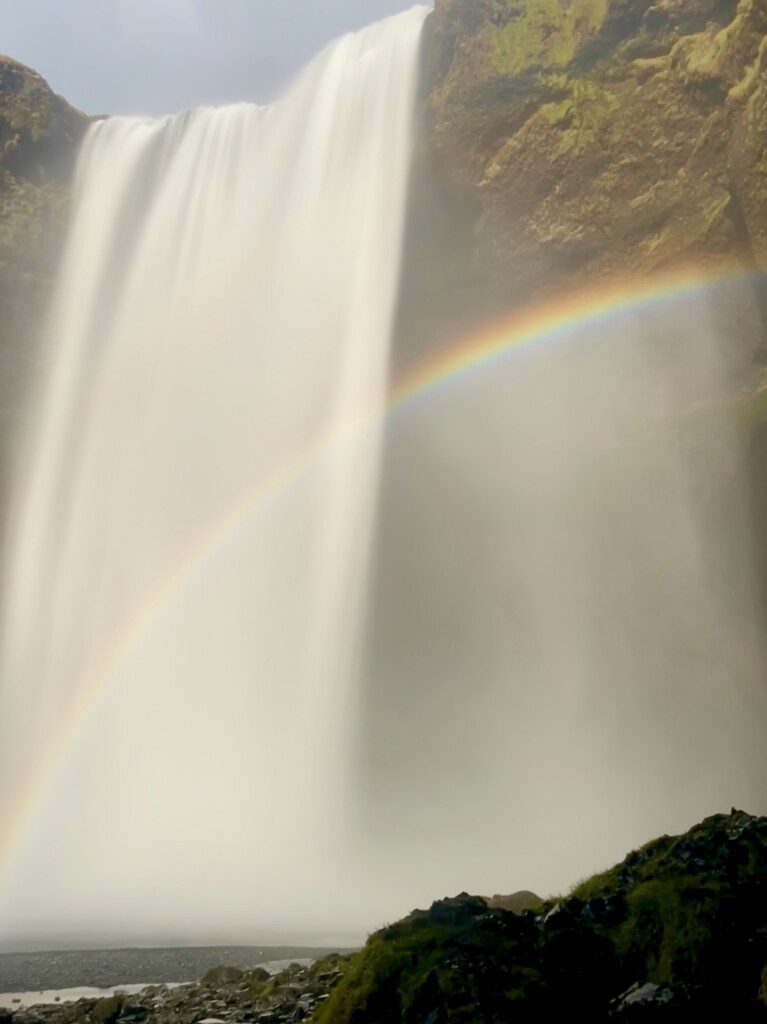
[242,970,269,987]
[542,902,563,925]
[200,968,244,988]
[613,981,673,1011]
[91,997,124,1024]
[116,1007,148,1024]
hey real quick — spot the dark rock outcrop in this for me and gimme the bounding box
[199,968,244,989]
[316,810,767,1022]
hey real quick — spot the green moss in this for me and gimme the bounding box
[318,813,767,1022]
[315,898,544,1024]
[538,76,618,145]
[541,96,573,125]
[617,878,722,985]
[489,0,610,76]
[569,865,621,901]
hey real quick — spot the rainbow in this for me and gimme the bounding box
[0,262,761,899]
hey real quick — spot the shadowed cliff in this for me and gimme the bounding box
[0,56,88,446]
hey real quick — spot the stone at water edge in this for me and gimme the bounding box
[200,969,244,989]
[90,997,123,1024]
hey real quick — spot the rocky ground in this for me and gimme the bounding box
[1,957,351,1024]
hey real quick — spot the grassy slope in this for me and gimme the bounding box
[316,811,767,1021]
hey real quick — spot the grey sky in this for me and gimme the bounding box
[0,0,426,115]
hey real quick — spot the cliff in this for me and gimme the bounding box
[396,0,767,362]
[0,56,88,433]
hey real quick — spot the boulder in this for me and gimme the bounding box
[90,997,123,1024]
[614,981,673,1010]
[200,966,245,988]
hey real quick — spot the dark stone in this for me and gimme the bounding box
[115,1008,148,1024]
[90,997,123,1024]
[201,967,245,988]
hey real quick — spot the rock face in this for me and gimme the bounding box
[396,0,767,363]
[317,810,767,1022]
[0,56,88,439]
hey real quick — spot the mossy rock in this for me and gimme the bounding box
[90,996,123,1024]
[0,55,88,474]
[200,965,245,987]
[488,0,612,77]
[404,0,767,366]
[315,811,767,1022]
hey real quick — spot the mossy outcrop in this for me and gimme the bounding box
[398,0,767,357]
[0,56,88,434]
[315,810,767,1022]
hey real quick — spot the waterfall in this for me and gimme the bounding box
[2,2,766,955]
[0,7,428,944]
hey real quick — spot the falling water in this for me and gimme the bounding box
[0,7,428,945]
[2,5,766,954]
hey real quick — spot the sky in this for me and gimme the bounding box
[0,0,424,115]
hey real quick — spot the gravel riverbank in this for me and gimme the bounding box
[0,949,353,994]
[0,956,353,1024]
